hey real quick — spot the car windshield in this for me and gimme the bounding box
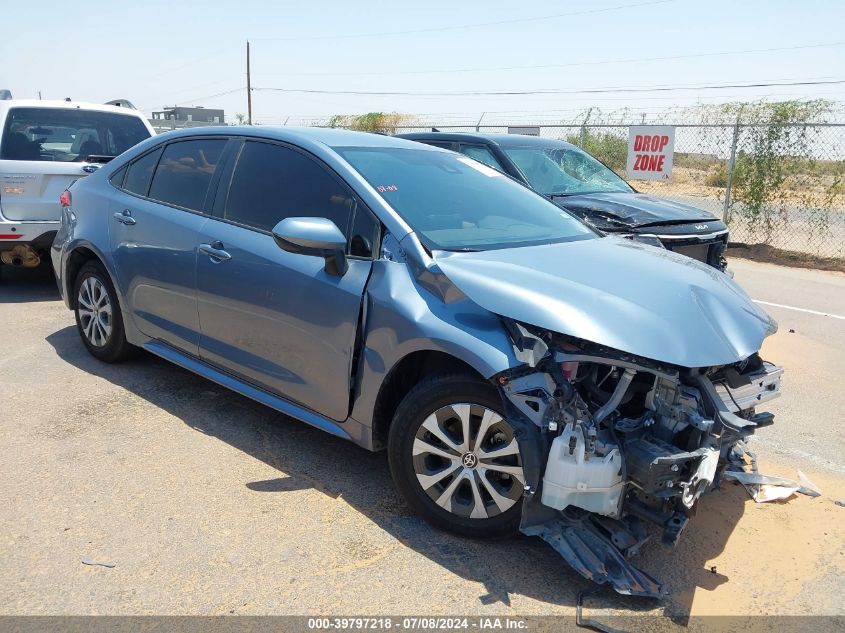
[0,107,150,162]
[502,145,632,196]
[337,146,595,251]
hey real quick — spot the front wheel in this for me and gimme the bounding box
[388,373,525,538]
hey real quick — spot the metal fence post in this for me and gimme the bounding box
[722,112,742,223]
[577,108,594,149]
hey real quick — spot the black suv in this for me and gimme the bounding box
[397,132,729,270]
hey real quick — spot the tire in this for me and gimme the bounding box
[388,372,525,539]
[73,261,137,363]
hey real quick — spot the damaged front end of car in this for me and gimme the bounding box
[494,321,783,597]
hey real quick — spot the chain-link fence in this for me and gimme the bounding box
[378,122,845,260]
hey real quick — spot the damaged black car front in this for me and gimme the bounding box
[498,139,731,272]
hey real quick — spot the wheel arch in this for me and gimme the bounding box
[370,349,490,450]
[64,242,126,318]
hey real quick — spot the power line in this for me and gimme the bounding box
[172,87,246,106]
[252,78,845,98]
[143,77,243,105]
[252,0,677,41]
[257,41,845,78]
[154,45,241,76]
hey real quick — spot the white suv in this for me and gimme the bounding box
[0,97,154,270]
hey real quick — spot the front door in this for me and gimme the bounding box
[196,140,377,422]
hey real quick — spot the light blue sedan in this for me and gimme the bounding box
[51,126,782,597]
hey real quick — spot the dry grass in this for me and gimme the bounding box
[633,167,845,209]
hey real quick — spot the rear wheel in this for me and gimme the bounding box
[388,373,524,538]
[73,261,137,363]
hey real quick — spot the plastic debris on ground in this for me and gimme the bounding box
[724,445,823,503]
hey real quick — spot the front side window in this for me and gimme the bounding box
[348,206,379,258]
[148,139,225,212]
[0,107,150,162]
[337,147,594,251]
[223,141,356,236]
[502,145,632,196]
[459,144,505,172]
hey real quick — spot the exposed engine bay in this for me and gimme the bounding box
[497,320,783,597]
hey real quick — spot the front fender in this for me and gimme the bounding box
[349,259,520,431]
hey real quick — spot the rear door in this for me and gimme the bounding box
[196,139,378,421]
[0,106,151,221]
[109,137,229,356]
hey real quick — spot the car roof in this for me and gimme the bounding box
[0,99,149,118]
[149,125,446,152]
[398,131,580,150]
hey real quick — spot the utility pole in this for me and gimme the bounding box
[246,40,253,125]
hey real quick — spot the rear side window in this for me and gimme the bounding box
[223,141,355,235]
[148,139,225,212]
[0,107,150,162]
[124,148,162,196]
[109,166,127,187]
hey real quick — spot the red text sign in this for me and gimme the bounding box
[626,126,675,181]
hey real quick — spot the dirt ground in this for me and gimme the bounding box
[727,244,845,274]
[0,262,843,630]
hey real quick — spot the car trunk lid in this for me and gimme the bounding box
[0,163,98,221]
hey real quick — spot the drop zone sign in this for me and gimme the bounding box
[626,125,675,181]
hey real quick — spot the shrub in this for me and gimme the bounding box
[564,129,628,173]
[327,112,411,134]
[705,164,728,188]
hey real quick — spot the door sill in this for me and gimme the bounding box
[144,340,352,441]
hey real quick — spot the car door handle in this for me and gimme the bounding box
[113,210,136,226]
[198,241,232,262]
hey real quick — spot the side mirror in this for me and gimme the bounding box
[271,216,348,276]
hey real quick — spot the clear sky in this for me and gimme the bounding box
[2,0,844,124]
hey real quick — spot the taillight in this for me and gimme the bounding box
[59,190,71,207]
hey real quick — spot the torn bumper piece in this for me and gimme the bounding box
[497,321,783,599]
[523,517,667,598]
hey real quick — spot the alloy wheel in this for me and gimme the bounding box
[412,403,524,520]
[77,276,113,348]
